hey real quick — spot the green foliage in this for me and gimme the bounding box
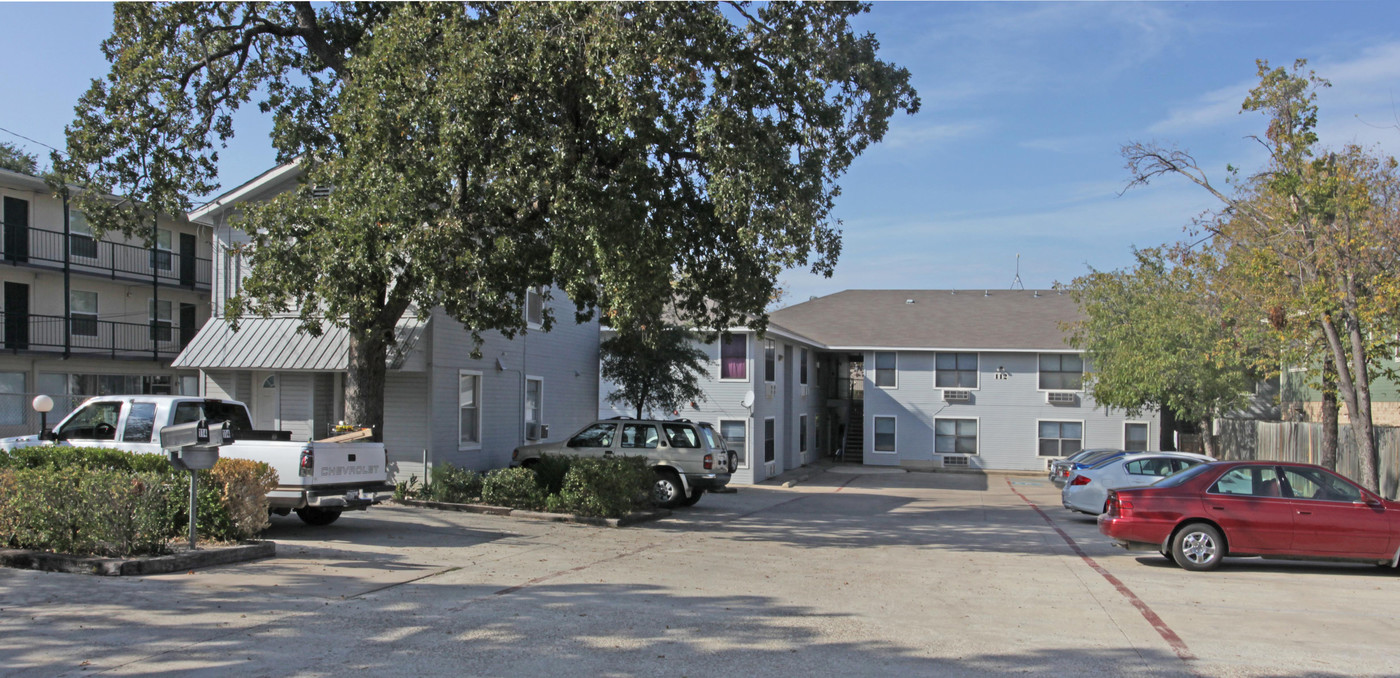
[393,474,420,502]
[529,454,574,497]
[60,2,918,436]
[0,142,39,176]
[553,456,653,518]
[0,445,172,473]
[481,467,547,511]
[601,323,709,419]
[423,464,483,504]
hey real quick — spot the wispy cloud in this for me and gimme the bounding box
[873,120,990,152]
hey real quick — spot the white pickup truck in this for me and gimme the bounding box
[0,395,393,526]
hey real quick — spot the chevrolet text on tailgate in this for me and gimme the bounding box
[0,395,393,526]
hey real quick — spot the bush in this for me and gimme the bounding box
[553,456,653,518]
[423,464,483,503]
[481,467,546,511]
[206,458,280,541]
[0,445,171,473]
[530,454,574,495]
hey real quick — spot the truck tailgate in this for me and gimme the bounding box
[306,442,388,486]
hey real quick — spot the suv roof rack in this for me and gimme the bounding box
[669,418,693,424]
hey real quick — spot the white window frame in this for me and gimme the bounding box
[934,416,980,456]
[68,210,99,260]
[70,289,98,337]
[871,415,897,454]
[1037,352,1084,393]
[149,298,173,343]
[1036,418,1086,458]
[719,418,749,469]
[458,369,483,450]
[524,287,544,329]
[934,352,980,391]
[718,332,749,382]
[873,351,898,389]
[1123,420,1150,452]
[153,228,174,272]
[525,375,544,440]
[799,414,808,453]
[764,339,776,383]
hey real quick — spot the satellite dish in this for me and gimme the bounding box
[741,391,755,410]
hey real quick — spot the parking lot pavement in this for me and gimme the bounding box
[1,469,1397,676]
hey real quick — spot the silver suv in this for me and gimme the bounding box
[511,417,733,508]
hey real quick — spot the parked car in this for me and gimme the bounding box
[510,417,731,508]
[1049,448,1123,486]
[1099,460,1400,571]
[0,396,393,526]
[1061,452,1213,514]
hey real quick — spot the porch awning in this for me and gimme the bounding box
[172,315,427,371]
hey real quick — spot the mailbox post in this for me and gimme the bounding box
[160,420,234,550]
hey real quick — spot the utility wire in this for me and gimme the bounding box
[0,126,65,156]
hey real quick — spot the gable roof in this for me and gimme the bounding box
[767,289,1080,351]
[172,314,428,371]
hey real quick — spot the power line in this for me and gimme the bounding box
[0,126,65,156]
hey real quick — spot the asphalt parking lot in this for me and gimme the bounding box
[2,465,1397,677]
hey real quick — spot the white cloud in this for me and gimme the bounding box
[874,120,990,152]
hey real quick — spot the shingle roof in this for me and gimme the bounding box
[172,314,428,371]
[767,289,1081,351]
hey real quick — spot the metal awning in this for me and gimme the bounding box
[173,314,428,371]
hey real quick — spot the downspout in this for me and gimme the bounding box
[62,192,70,358]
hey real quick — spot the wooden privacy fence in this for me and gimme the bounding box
[1217,419,1400,500]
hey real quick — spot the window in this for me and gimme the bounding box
[935,353,978,389]
[764,417,775,462]
[0,372,24,426]
[525,377,543,439]
[149,299,172,342]
[458,371,481,448]
[620,423,659,449]
[524,287,544,328]
[720,419,747,468]
[567,423,616,448]
[122,402,158,443]
[1039,354,1083,390]
[800,348,809,385]
[720,333,747,381]
[70,290,98,337]
[171,400,253,430]
[663,423,699,448]
[1124,422,1149,452]
[799,414,808,452]
[69,210,97,259]
[764,339,776,382]
[1210,466,1283,496]
[55,401,123,440]
[935,418,978,454]
[1281,467,1362,502]
[1038,421,1082,457]
[873,416,896,452]
[874,352,897,388]
[1124,457,1182,477]
[151,228,173,271]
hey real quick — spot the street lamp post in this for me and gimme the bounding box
[32,395,53,437]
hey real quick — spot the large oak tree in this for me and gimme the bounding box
[60,2,917,438]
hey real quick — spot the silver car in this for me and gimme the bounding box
[1061,452,1214,514]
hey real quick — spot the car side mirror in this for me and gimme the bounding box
[1362,493,1383,507]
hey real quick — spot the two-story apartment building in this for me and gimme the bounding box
[175,162,601,480]
[0,168,212,436]
[606,289,1160,482]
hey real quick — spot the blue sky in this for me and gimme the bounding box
[2,2,1399,301]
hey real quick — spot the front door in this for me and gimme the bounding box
[253,372,279,430]
[1203,465,1295,554]
[3,282,28,349]
[1281,466,1394,558]
[3,197,29,263]
[179,232,197,286]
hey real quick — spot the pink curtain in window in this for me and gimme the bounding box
[721,334,745,379]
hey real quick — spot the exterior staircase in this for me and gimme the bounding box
[843,405,864,464]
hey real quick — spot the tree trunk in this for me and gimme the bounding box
[345,327,389,443]
[1319,309,1380,492]
[1199,418,1218,458]
[1320,349,1338,471]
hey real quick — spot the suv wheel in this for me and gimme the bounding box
[726,451,737,474]
[652,469,684,509]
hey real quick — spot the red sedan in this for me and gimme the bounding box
[1099,460,1400,571]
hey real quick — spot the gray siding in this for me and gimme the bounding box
[205,371,237,401]
[860,350,1158,472]
[278,372,315,442]
[313,373,335,440]
[384,372,432,480]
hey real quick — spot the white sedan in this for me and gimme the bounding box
[1061,452,1214,515]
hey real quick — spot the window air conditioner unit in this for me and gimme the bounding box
[1046,391,1077,405]
[526,422,541,441]
[942,389,971,402]
[941,455,969,468]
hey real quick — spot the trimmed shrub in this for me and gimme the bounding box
[424,464,483,504]
[1,466,178,556]
[481,467,546,511]
[0,445,171,473]
[554,456,653,518]
[207,458,280,540]
[529,454,574,496]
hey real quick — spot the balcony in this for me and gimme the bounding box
[1,311,197,360]
[1,224,211,289]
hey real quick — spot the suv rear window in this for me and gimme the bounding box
[662,423,699,448]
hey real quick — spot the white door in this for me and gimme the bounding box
[253,372,279,430]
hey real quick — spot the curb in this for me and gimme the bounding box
[0,540,276,577]
[398,499,670,527]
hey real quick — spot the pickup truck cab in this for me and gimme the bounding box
[510,417,732,509]
[0,395,393,526]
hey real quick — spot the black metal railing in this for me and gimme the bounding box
[0,224,211,289]
[0,311,195,359]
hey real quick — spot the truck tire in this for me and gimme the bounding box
[652,469,685,509]
[295,507,343,526]
[679,488,705,507]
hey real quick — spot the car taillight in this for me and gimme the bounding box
[704,454,713,470]
[299,447,314,477]
[1071,475,1091,486]
[1108,493,1133,517]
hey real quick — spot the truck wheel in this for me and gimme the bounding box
[679,488,705,507]
[296,507,343,526]
[652,469,685,509]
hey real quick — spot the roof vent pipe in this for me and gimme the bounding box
[984,290,990,297]
[1033,291,1040,298]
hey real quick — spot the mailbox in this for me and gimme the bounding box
[160,419,234,550]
